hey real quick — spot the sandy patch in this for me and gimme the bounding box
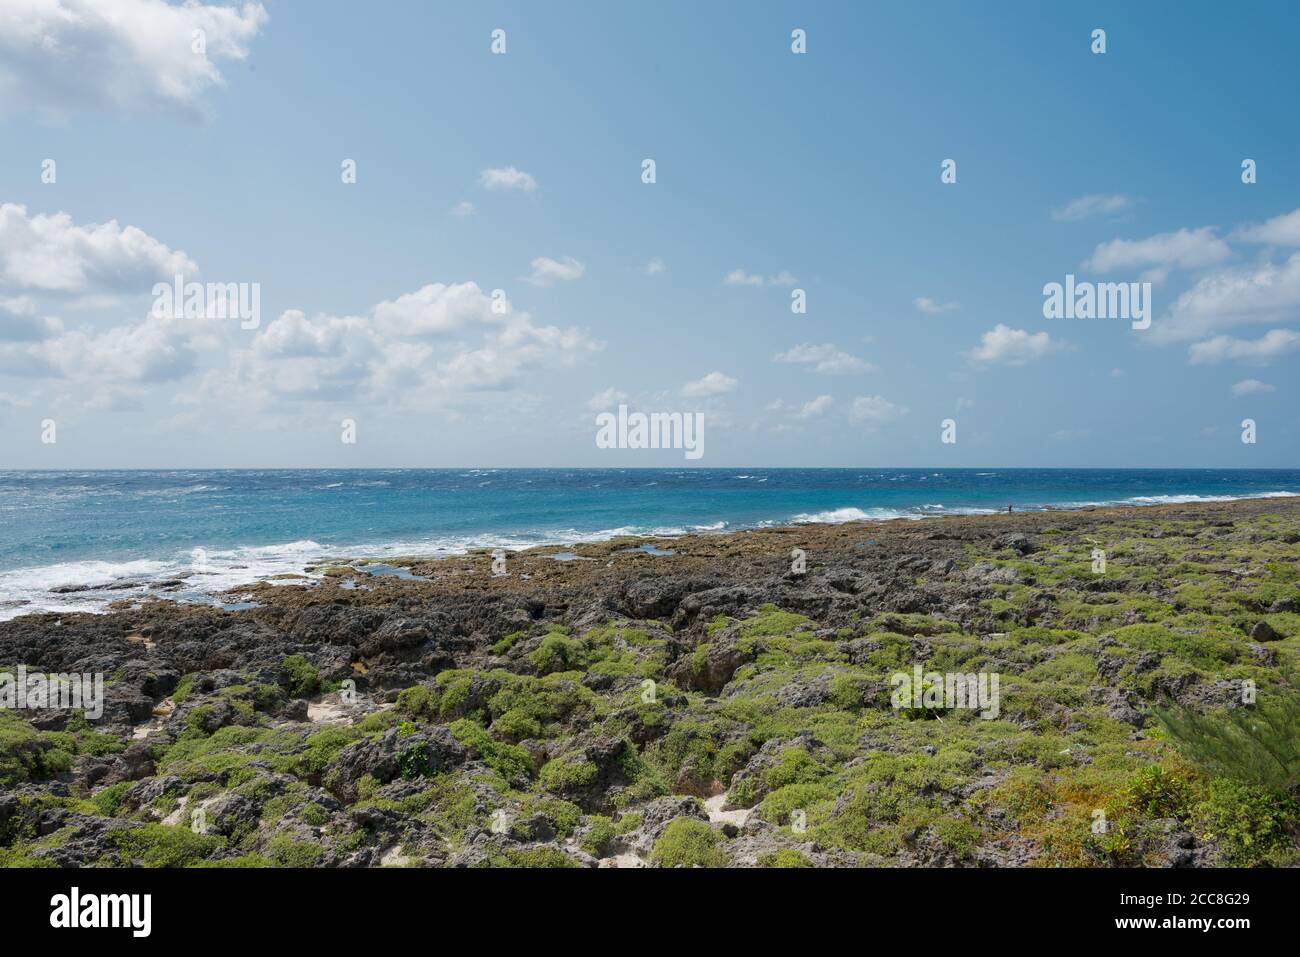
[704,794,752,828]
[380,844,412,867]
[131,697,174,740]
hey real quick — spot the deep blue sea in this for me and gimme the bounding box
[1,468,1298,619]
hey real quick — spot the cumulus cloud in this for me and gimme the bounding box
[1051,194,1134,222]
[56,315,197,382]
[682,371,737,398]
[1187,330,1300,366]
[966,324,1065,365]
[261,282,599,399]
[642,257,666,276]
[797,395,833,418]
[0,296,61,341]
[0,204,196,295]
[1233,207,1300,245]
[1231,378,1275,397]
[479,166,537,191]
[373,282,506,337]
[1155,254,1300,344]
[0,0,267,118]
[849,395,908,428]
[525,256,585,287]
[913,297,958,314]
[773,342,872,375]
[1084,226,1230,273]
[3,277,600,410]
[0,312,198,383]
[450,201,476,218]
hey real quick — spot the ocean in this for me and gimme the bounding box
[1,468,1297,620]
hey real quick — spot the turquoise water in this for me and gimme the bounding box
[1,468,1297,618]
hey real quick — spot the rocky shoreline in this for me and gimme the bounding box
[2,497,1297,867]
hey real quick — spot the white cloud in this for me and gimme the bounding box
[0,0,267,118]
[966,324,1065,365]
[0,203,196,294]
[642,257,666,276]
[17,280,603,408]
[586,387,628,411]
[773,342,872,375]
[1051,194,1134,222]
[1188,330,1300,366]
[373,282,507,337]
[682,371,737,398]
[0,296,61,341]
[479,166,537,191]
[1084,226,1230,273]
[913,297,958,314]
[0,313,199,383]
[849,395,908,428]
[525,256,585,287]
[1231,378,1275,396]
[724,269,764,287]
[1234,207,1300,245]
[56,315,197,382]
[450,201,476,218]
[1156,253,1300,343]
[724,269,797,287]
[797,395,833,418]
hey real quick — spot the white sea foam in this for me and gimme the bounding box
[2,488,1296,621]
[792,507,917,524]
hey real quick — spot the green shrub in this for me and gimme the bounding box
[581,815,617,856]
[111,824,223,867]
[1124,764,1196,818]
[1156,673,1300,797]
[267,832,324,867]
[651,818,728,868]
[530,634,584,675]
[759,848,812,868]
[448,719,534,781]
[539,755,599,792]
[504,847,580,868]
[281,655,321,698]
[1192,779,1298,865]
[89,781,133,818]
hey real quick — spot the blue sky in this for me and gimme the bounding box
[1,0,1298,468]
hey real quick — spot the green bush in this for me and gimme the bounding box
[111,824,223,867]
[1192,779,1297,865]
[504,847,580,868]
[651,818,728,868]
[530,634,584,675]
[267,832,324,867]
[759,848,812,868]
[448,719,534,781]
[1156,672,1300,797]
[281,655,321,698]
